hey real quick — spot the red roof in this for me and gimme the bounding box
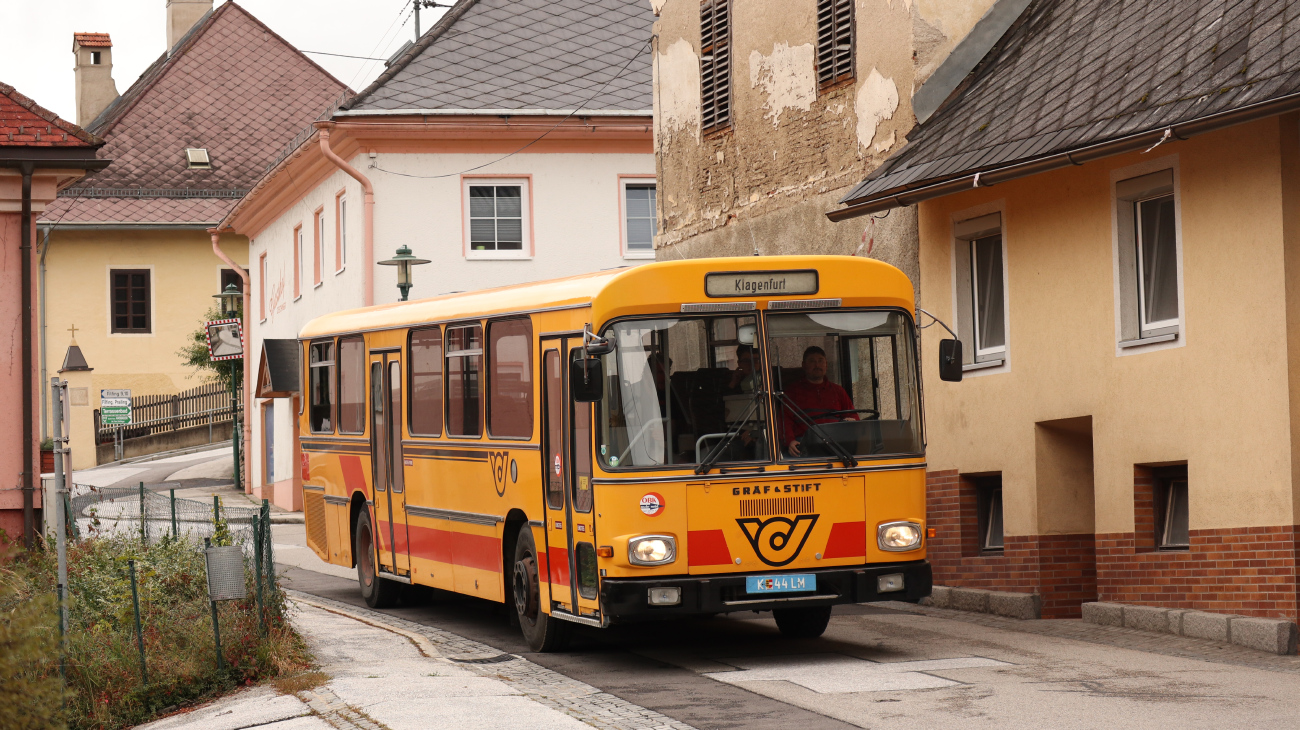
[73,33,113,48]
[0,82,100,147]
[51,2,348,225]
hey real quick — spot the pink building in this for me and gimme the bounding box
[0,82,106,546]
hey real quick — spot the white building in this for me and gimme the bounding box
[217,0,655,508]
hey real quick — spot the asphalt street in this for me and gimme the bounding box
[271,524,1300,730]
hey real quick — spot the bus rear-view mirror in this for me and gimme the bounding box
[571,358,604,402]
[939,339,963,382]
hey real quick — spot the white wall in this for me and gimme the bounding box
[248,148,655,490]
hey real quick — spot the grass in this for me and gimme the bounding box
[272,670,330,695]
[0,532,312,730]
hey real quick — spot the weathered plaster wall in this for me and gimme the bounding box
[652,0,997,286]
[918,120,1295,535]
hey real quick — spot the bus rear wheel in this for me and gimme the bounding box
[355,510,399,609]
[512,524,569,652]
[773,605,832,638]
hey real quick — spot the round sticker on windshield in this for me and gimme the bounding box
[640,492,665,517]
[554,454,562,475]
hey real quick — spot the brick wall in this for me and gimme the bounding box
[927,469,1300,622]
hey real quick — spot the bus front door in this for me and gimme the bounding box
[369,352,411,578]
[540,339,600,620]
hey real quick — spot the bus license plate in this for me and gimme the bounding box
[746,574,816,594]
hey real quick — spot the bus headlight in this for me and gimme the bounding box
[628,535,676,566]
[878,522,922,551]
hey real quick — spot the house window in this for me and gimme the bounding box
[465,179,530,258]
[952,213,1006,368]
[314,209,325,285]
[258,253,267,320]
[338,336,366,434]
[487,318,533,439]
[293,225,303,298]
[309,340,335,433]
[446,324,483,437]
[409,327,443,437]
[816,0,854,88]
[973,475,1004,552]
[110,269,151,334]
[1155,465,1189,550]
[622,180,657,257]
[1116,169,1180,345]
[700,0,732,133]
[262,402,275,484]
[91,51,102,65]
[337,194,347,270]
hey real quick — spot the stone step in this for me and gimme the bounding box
[1082,601,1298,655]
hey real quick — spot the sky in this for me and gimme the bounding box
[1,0,447,123]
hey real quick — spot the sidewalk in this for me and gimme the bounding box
[139,594,692,730]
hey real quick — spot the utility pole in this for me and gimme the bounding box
[413,0,451,41]
[51,378,69,636]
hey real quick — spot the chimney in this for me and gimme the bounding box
[72,33,119,128]
[167,0,213,51]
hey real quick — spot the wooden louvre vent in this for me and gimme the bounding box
[700,0,732,132]
[817,0,854,88]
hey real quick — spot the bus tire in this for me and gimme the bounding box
[773,605,832,638]
[355,509,399,609]
[512,524,569,652]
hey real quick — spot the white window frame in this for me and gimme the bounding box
[619,176,657,259]
[315,209,326,287]
[950,204,1010,375]
[462,177,532,260]
[337,195,348,272]
[294,226,304,301]
[1111,156,1184,355]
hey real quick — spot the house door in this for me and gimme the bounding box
[540,339,599,619]
[369,352,410,577]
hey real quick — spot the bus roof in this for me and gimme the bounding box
[298,255,915,338]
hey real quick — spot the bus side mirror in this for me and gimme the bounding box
[584,333,613,356]
[571,358,604,402]
[939,339,963,382]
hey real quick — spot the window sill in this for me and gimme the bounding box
[293,295,302,302]
[1119,332,1178,349]
[313,281,323,289]
[259,318,267,325]
[963,359,1004,372]
[335,266,346,276]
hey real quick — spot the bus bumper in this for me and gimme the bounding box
[598,560,931,622]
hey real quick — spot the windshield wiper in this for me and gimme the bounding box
[774,392,858,468]
[695,390,765,475]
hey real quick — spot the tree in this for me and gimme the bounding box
[177,304,244,392]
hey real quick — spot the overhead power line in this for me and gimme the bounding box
[302,50,390,62]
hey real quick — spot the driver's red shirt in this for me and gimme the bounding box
[781,378,857,446]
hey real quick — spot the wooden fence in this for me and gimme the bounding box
[95,382,242,443]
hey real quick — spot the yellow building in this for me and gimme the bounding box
[828,0,1300,635]
[39,2,348,467]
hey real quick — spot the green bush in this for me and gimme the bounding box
[2,534,309,730]
[0,543,67,730]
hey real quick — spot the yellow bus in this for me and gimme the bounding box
[297,256,940,650]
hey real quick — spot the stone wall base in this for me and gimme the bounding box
[921,585,1041,619]
[1082,602,1298,655]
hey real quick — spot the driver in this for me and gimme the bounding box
[782,346,857,456]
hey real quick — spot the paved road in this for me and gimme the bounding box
[272,524,1300,730]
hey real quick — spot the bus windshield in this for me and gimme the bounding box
[599,315,769,468]
[767,310,921,460]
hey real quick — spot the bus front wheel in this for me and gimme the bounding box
[512,525,569,652]
[773,605,832,638]
[355,510,399,609]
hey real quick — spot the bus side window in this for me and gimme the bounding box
[309,340,336,433]
[409,327,443,436]
[487,318,533,438]
[544,349,564,510]
[446,324,484,437]
[338,336,366,434]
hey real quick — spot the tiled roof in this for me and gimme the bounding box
[344,0,653,113]
[73,33,113,48]
[842,0,1300,206]
[42,194,234,225]
[52,1,349,224]
[0,82,100,147]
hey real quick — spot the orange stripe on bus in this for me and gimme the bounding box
[822,521,867,559]
[548,546,570,584]
[379,521,502,573]
[341,455,368,495]
[687,530,732,566]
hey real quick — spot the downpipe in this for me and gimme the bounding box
[314,122,375,306]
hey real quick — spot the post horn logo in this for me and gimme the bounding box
[736,514,820,567]
[488,451,510,496]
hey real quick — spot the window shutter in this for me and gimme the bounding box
[817,0,854,88]
[700,0,732,132]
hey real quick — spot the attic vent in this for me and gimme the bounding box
[385,40,413,68]
[185,148,211,169]
[817,0,854,88]
[700,0,732,133]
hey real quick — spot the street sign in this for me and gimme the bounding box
[206,318,244,361]
[101,389,132,426]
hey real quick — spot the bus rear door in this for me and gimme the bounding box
[369,351,411,578]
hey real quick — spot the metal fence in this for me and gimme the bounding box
[95,382,242,444]
[69,483,259,549]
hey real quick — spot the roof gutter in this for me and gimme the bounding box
[827,89,1300,222]
[315,121,375,307]
[334,108,653,117]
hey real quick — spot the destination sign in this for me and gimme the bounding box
[705,269,818,298]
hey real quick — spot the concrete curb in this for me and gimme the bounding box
[921,585,1041,619]
[1081,602,1299,655]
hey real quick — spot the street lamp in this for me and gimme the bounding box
[213,282,241,318]
[378,245,431,302]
